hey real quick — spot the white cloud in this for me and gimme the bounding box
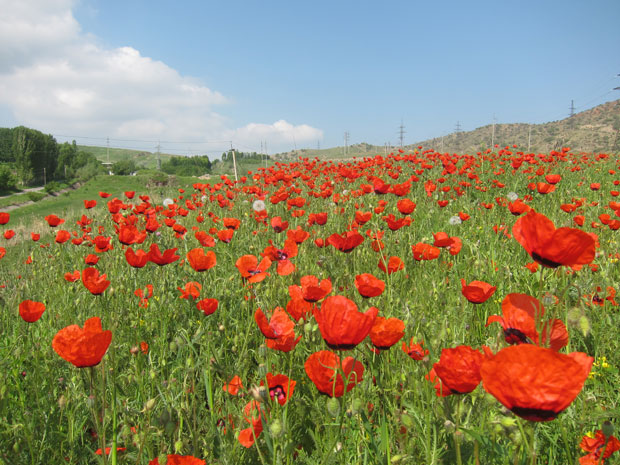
[0,0,322,155]
[228,120,324,153]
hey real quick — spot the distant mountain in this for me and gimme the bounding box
[273,99,620,160]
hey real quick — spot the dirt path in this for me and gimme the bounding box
[0,184,80,213]
[0,186,45,199]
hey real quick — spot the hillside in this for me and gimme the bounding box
[77,145,177,169]
[273,99,620,161]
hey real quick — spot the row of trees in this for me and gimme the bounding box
[161,155,211,176]
[0,127,102,190]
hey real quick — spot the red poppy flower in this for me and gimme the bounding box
[579,430,620,464]
[294,275,332,302]
[64,270,80,282]
[223,375,243,395]
[216,228,234,243]
[177,282,201,300]
[31,232,40,241]
[84,254,99,265]
[396,199,416,215]
[52,317,112,368]
[261,239,298,276]
[327,230,364,253]
[45,214,65,227]
[147,244,180,266]
[271,216,289,233]
[53,230,69,243]
[512,210,596,268]
[187,248,217,272]
[286,226,310,243]
[304,350,364,397]
[19,300,45,323]
[196,298,218,316]
[82,267,110,295]
[0,212,9,225]
[235,255,272,283]
[99,191,111,198]
[412,243,440,261]
[545,174,561,184]
[117,224,146,245]
[460,279,496,304]
[481,344,593,421]
[486,293,568,351]
[93,235,113,253]
[313,295,378,350]
[195,230,215,247]
[254,307,301,352]
[125,248,149,268]
[402,338,429,360]
[369,316,405,350]
[238,401,264,448]
[355,211,372,224]
[429,345,485,396]
[354,273,385,298]
[261,373,296,406]
[378,256,404,274]
[148,454,205,465]
[134,284,154,308]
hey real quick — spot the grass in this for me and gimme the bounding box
[0,148,619,464]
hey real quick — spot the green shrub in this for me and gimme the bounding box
[27,191,46,202]
[0,165,17,194]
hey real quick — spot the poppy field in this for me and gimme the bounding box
[1,147,620,465]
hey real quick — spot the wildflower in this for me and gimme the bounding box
[223,375,243,396]
[19,300,45,323]
[402,338,429,360]
[512,210,595,268]
[480,344,593,421]
[460,279,496,304]
[313,296,377,350]
[52,317,112,368]
[252,199,266,212]
[304,350,364,397]
[261,373,296,406]
[579,429,620,464]
[81,267,110,295]
[177,282,201,300]
[429,345,485,396]
[354,273,385,298]
[196,298,218,316]
[235,255,272,283]
[148,454,205,465]
[369,316,405,350]
[186,248,216,272]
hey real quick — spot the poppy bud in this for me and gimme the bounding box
[58,395,67,409]
[144,398,156,411]
[174,439,183,453]
[602,420,615,437]
[269,419,283,437]
[327,398,340,417]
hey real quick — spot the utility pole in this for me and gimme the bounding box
[106,137,110,164]
[343,131,350,156]
[455,121,462,133]
[230,142,238,181]
[43,167,46,186]
[156,141,161,171]
[569,100,576,130]
[398,119,406,148]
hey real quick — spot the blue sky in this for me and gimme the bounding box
[1,0,619,157]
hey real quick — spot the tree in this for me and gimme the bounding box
[111,159,137,175]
